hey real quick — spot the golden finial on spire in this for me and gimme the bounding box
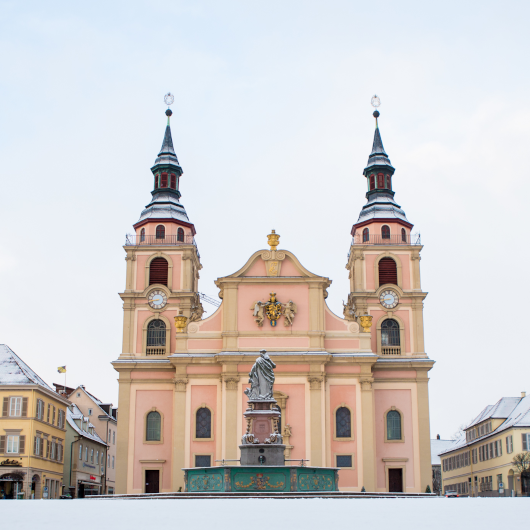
[267,229,280,251]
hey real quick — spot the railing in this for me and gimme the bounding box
[381,346,401,356]
[146,347,166,356]
[351,234,421,246]
[125,234,196,246]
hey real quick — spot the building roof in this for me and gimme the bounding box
[431,438,457,464]
[0,344,55,392]
[66,404,108,446]
[440,395,530,456]
[69,385,117,423]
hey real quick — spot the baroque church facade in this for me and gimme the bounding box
[113,106,434,494]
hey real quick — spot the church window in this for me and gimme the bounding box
[369,175,375,190]
[196,407,212,439]
[401,228,406,243]
[160,173,168,188]
[387,410,402,440]
[177,227,184,242]
[149,257,168,286]
[362,228,370,243]
[377,174,384,188]
[336,407,352,438]
[378,257,397,285]
[170,174,177,189]
[146,411,161,441]
[381,319,400,347]
[155,225,165,240]
[381,225,390,239]
[147,320,166,352]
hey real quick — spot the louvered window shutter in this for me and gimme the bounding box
[47,404,50,422]
[0,435,5,453]
[149,258,168,286]
[46,440,50,459]
[52,406,56,425]
[2,397,8,416]
[21,397,28,417]
[34,436,38,455]
[378,258,398,286]
[19,435,25,454]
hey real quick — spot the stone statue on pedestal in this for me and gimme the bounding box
[244,350,276,400]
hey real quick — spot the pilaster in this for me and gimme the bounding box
[307,373,325,466]
[222,370,240,460]
[221,285,239,350]
[360,370,375,492]
[172,373,188,491]
[115,371,131,493]
[416,370,432,492]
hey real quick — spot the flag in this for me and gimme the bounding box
[57,366,66,374]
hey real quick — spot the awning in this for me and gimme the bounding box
[79,481,101,487]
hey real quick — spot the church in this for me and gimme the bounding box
[113,101,434,494]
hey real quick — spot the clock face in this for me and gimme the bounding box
[380,290,398,309]
[148,290,167,310]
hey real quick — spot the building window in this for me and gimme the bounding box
[90,448,94,463]
[195,455,211,467]
[377,174,384,188]
[47,403,50,422]
[386,175,392,189]
[506,435,513,453]
[79,444,83,460]
[146,411,161,441]
[88,408,93,416]
[85,447,88,461]
[362,228,369,243]
[109,428,111,441]
[52,406,55,425]
[335,407,351,438]
[140,228,145,242]
[386,410,402,441]
[369,175,375,190]
[523,433,530,451]
[381,225,390,239]
[401,228,406,242]
[177,227,184,242]
[34,436,42,456]
[108,454,110,467]
[9,397,22,417]
[154,174,159,189]
[155,225,165,240]
[58,410,65,429]
[96,450,99,465]
[113,431,115,445]
[112,456,115,469]
[170,174,177,189]
[378,257,398,286]
[336,455,353,468]
[196,407,212,439]
[36,399,44,420]
[149,257,168,286]
[51,441,56,460]
[160,173,168,188]
[6,435,20,453]
[147,320,166,353]
[381,319,400,348]
[77,393,81,398]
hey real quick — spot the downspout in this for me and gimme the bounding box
[70,436,80,497]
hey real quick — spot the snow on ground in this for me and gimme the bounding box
[1,498,527,530]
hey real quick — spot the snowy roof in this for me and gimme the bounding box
[70,385,116,423]
[0,344,55,392]
[431,439,455,465]
[66,404,108,446]
[440,395,530,456]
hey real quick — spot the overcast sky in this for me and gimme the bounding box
[1,1,529,439]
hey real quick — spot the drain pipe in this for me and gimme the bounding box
[70,436,81,497]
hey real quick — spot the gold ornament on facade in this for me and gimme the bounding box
[267,229,280,251]
[251,293,297,327]
[174,310,188,333]
[359,314,373,333]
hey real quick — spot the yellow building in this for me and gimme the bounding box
[0,345,70,499]
[440,393,530,497]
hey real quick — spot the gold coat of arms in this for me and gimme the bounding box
[251,293,297,327]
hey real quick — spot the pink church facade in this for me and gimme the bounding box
[113,106,433,494]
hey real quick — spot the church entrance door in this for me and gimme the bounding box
[388,468,403,492]
[145,470,159,494]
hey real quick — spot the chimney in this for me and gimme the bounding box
[437,434,440,440]
[522,392,526,398]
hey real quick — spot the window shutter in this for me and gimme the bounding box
[46,440,50,459]
[34,436,38,455]
[52,406,56,425]
[19,435,25,454]
[523,434,528,451]
[378,258,398,285]
[149,258,168,286]
[0,435,5,453]
[21,397,28,417]
[2,397,8,417]
[47,404,50,422]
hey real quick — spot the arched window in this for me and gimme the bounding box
[154,175,159,189]
[377,174,384,188]
[177,227,184,242]
[170,174,177,189]
[149,258,168,286]
[401,228,406,243]
[369,175,375,190]
[381,319,400,347]
[379,257,397,285]
[387,410,402,440]
[160,173,168,188]
[363,228,370,243]
[147,319,166,348]
[196,407,212,439]
[146,411,161,441]
[381,225,390,239]
[140,228,145,243]
[336,407,351,438]
[155,225,165,239]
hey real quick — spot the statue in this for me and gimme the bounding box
[251,301,266,327]
[244,350,276,400]
[342,293,356,321]
[189,294,206,322]
[282,300,297,326]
